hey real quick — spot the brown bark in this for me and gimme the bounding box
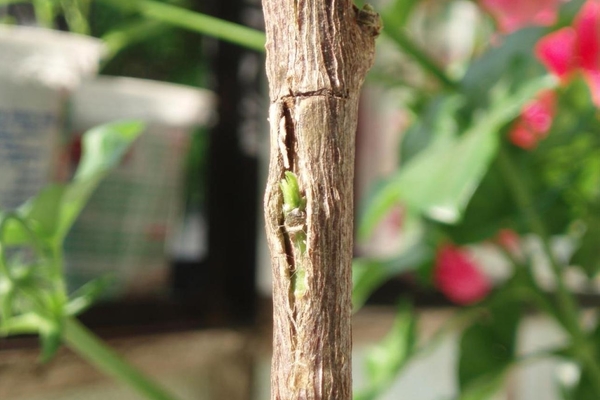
[262,1,379,399]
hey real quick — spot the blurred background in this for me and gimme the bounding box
[1,0,599,399]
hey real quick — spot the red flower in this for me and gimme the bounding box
[508,90,557,149]
[481,0,565,33]
[434,244,492,305]
[536,0,600,106]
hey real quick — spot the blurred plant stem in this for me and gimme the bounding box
[63,317,182,400]
[101,19,168,64]
[61,0,91,35]
[98,0,265,52]
[497,145,600,395]
[380,13,458,90]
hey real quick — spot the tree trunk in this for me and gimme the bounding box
[262,1,379,399]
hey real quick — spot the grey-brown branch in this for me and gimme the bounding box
[262,1,380,399]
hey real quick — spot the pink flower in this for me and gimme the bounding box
[481,0,565,33]
[536,0,600,106]
[434,244,492,305]
[508,90,557,149]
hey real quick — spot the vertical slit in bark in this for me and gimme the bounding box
[278,98,303,341]
[282,99,297,173]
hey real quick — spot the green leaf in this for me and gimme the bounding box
[2,121,143,246]
[17,185,67,241]
[457,373,507,400]
[571,368,598,400]
[280,171,305,212]
[441,157,516,244]
[0,313,44,336]
[458,300,522,399]
[359,76,555,239]
[355,300,417,400]
[460,27,546,106]
[399,95,462,166]
[66,275,115,316]
[381,0,420,28]
[57,120,144,239]
[352,244,432,312]
[74,120,144,181]
[0,120,143,361]
[567,317,600,399]
[571,210,600,278]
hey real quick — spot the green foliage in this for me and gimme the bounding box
[92,0,211,84]
[381,0,420,28]
[398,95,461,166]
[560,318,600,399]
[96,0,266,53]
[355,300,417,400]
[355,1,600,399]
[0,121,143,362]
[570,210,600,278]
[3,121,144,246]
[460,27,547,107]
[359,76,554,239]
[65,275,115,316]
[352,243,432,312]
[458,300,522,399]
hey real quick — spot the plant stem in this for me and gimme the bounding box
[101,19,168,63]
[98,0,266,52]
[62,317,181,400]
[497,145,600,394]
[140,1,265,51]
[497,147,579,332]
[50,243,69,306]
[60,0,91,35]
[381,15,458,90]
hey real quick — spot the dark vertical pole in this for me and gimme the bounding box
[203,0,260,325]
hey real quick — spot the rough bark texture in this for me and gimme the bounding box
[262,1,379,399]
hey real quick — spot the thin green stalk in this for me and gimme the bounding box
[49,243,68,305]
[516,344,571,367]
[140,1,265,51]
[497,145,600,395]
[497,147,579,334]
[99,0,266,52]
[101,19,168,63]
[62,317,182,400]
[32,0,57,29]
[381,15,458,90]
[495,243,570,326]
[60,0,91,35]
